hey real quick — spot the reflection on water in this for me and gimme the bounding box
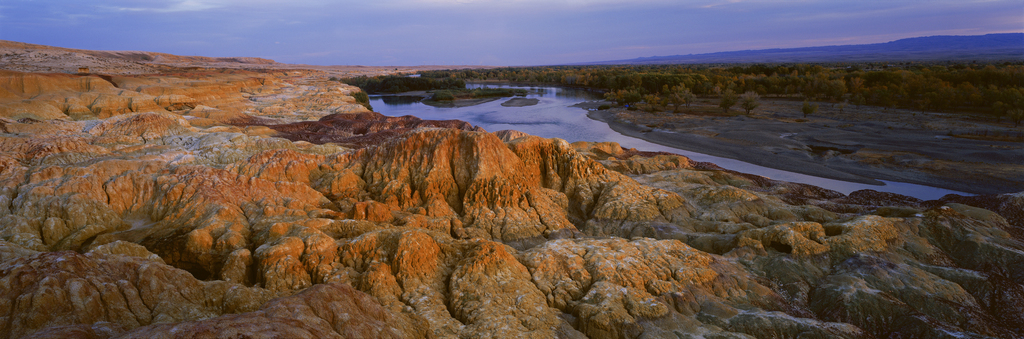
[380,95,428,106]
[368,83,968,200]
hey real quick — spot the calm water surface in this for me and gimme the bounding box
[369,83,968,200]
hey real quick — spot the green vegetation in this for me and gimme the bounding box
[667,85,695,112]
[603,89,642,106]
[429,87,527,101]
[719,89,737,113]
[431,90,456,101]
[340,75,465,93]
[740,91,760,115]
[351,91,373,111]
[338,75,529,105]
[802,100,819,118]
[419,62,1024,124]
[1010,108,1024,127]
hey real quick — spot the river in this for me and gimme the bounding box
[368,83,968,200]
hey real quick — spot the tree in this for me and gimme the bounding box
[992,101,1007,123]
[848,77,865,94]
[850,93,866,108]
[642,94,662,112]
[604,89,642,106]
[739,91,760,115]
[825,79,847,101]
[719,89,737,113]
[668,85,694,112]
[1010,108,1024,127]
[915,98,931,114]
[802,100,818,118]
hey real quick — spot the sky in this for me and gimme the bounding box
[0,0,1021,66]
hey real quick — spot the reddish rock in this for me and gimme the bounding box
[117,283,427,339]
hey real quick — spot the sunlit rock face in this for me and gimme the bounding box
[1,68,1023,339]
[0,69,368,124]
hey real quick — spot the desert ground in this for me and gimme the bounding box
[590,99,1024,195]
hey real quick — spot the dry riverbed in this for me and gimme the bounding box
[589,99,1024,194]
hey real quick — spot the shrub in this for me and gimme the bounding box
[719,89,737,113]
[432,90,455,101]
[740,91,759,115]
[352,91,373,111]
[1010,108,1024,127]
[802,100,819,118]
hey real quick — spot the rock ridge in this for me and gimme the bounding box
[0,67,1022,338]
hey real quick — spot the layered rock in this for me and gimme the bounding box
[256,111,482,147]
[115,282,427,339]
[0,251,274,339]
[0,69,368,124]
[2,69,1024,339]
[0,250,424,339]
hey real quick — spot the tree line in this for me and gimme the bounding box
[337,75,466,93]
[418,63,1024,124]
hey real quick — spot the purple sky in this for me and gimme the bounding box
[1,0,1021,66]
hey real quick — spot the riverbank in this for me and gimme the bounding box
[587,101,1024,195]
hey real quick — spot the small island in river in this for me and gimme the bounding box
[423,87,528,107]
[501,97,539,107]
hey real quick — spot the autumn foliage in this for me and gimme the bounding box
[420,63,1024,121]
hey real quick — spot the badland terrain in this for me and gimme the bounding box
[0,41,1023,339]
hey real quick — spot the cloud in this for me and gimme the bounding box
[359,0,684,10]
[4,0,1020,66]
[106,0,221,12]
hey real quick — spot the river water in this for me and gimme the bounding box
[368,83,968,200]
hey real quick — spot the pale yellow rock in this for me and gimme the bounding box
[88,240,165,263]
[737,222,829,256]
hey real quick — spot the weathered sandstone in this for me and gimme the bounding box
[1,66,1022,339]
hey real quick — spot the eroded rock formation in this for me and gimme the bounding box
[1,67,1023,339]
[0,69,368,125]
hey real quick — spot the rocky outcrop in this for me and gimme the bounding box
[256,112,481,147]
[3,69,1024,338]
[0,69,368,124]
[116,282,427,339]
[0,250,424,339]
[933,192,1024,230]
[572,141,696,175]
[0,40,276,75]
[0,251,274,339]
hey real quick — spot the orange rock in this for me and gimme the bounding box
[117,282,427,339]
[2,59,1023,338]
[86,112,192,141]
[0,251,273,338]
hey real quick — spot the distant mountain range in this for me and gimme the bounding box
[582,33,1024,65]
